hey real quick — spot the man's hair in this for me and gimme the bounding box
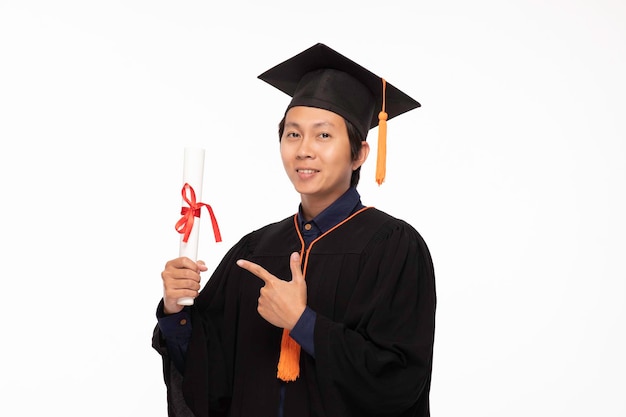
[278,115,365,187]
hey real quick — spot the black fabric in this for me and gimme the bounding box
[153,207,436,417]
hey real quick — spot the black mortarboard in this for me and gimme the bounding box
[258,43,421,185]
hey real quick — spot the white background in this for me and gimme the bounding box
[1,1,624,416]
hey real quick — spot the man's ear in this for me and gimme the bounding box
[353,141,370,170]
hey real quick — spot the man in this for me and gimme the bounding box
[153,43,436,417]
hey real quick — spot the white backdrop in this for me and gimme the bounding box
[1,1,624,416]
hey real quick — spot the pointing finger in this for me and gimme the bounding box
[236,259,275,284]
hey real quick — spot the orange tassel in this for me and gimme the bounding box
[375,79,388,186]
[277,329,301,381]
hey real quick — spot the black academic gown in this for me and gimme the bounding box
[153,207,436,417]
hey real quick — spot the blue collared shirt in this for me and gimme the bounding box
[289,187,365,356]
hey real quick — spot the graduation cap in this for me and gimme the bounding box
[258,43,420,185]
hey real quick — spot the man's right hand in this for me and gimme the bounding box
[161,257,208,314]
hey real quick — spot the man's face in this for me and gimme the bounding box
[280,106,365,207]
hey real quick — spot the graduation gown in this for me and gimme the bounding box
[152,207,436,417]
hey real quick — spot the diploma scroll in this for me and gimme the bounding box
[177,147,205,306]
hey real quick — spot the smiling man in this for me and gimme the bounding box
[153,43,436,417]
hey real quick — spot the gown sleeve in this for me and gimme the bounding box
[152,234,253,417]
[312,220,436,416]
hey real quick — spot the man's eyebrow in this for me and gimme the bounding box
[284,121,336,128]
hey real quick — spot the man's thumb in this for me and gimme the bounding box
[290,252,304,281]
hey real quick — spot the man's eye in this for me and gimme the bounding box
[319,133,330,139]
[286,132,300,138]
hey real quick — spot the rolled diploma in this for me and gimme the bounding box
[178,147,205,306]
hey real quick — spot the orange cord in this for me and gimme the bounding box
[375,78,388,185]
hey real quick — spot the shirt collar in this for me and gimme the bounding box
[297,187,364,235]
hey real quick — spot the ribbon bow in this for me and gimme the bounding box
[175,183,222,243]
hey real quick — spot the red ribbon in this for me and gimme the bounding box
[175,183,222,243]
